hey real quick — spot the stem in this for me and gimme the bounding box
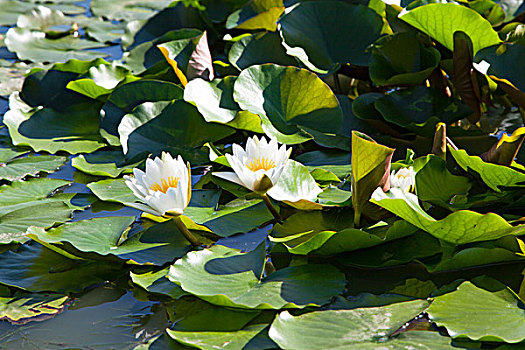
[173,216,200,246]
[261,194,281,221]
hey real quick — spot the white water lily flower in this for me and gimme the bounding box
[390,166,416,192]
[213,136,291,194]
[124,152,191,217]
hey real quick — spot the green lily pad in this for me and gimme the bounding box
[415,155,472,209]
[167,324,267,350]
[272,211,418,255]
[0,1,85,26]
[27,216,192,265]
[4,93,106,154]
[449,146,525,191]
[87,178,138,204]
[233,64,342,143]
[5,28,108,64]
[122,28,203,74]
[168,243,345,309]
[0,154,67,181]
[268,299,433,349]
[399,3,501,55]
[338,230,442,268]
[279,2,383,73]
[0,287,68,324]
[373,87,472,135]
[0,242,122,293]
[90,0,173,21]
[118,100,235,163]
[370,32,441,86]
[123,3,206,50]
[427,281,525,343]
[0,178,71,215]
[226,0,284,31]
[0,202,74,244]
[228,31,297,70]
[71,150,138,178]
[184,77,239,123]
[371,187,525,244]
[130,267,187,299]
[101,79,183,141]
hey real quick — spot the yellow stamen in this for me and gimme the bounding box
[246,157,276,171]
[150,176,179,193]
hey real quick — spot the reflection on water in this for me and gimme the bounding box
[0,285,169,349]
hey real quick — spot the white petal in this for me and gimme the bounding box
[213,171,246,187]
[124,201,163,216]
[125,176,148,199]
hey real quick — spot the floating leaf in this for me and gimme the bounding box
[4,93,106,154]
[130,268,187,299]
[87,178,137,204]
[27,217,192,265]
[167,324,267,350]
[101,79,183,140]
[371,187,525,244]
[184,77,239,123]
[226,0,284,31]
[415,155,472,209]
[0,154,66,181]
[228,31,297,70]
[268,300,433,349]
[168,243,345,309]
[475,42,525,92]
[233,64,342,144]
[449,146,525,191]
[118,100,234,163]
[399,3,501,55]
[5,28,108,64]
[90,0,173,21]
[428,281,525,343]
[370,32,441,86]
[279,2,383,73]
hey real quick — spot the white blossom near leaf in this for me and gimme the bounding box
[124,152,191,217]
[213,136,291,194]
[390,166,416,193]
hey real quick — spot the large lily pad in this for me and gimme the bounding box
[90,0,173,21]
[0,154,67,181]
[168,243,346,309]
[167,324,267,350]
[0,1,84,26]
[27,216,192,265]
[4,93,106,154]
[399,3,501,55]
[371,187,525,244]
[228,31,297,70]
[118,100,235,163]
[233,64,342,144]
[226,0,284,31]
[369,32,441,86]
[427,281,525,343]
[101,79,183,140]
[449,146,525,191]
[184,77,239,124]
[268,300,436,349]
[5,28,108,64]
[279,2,382,73]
